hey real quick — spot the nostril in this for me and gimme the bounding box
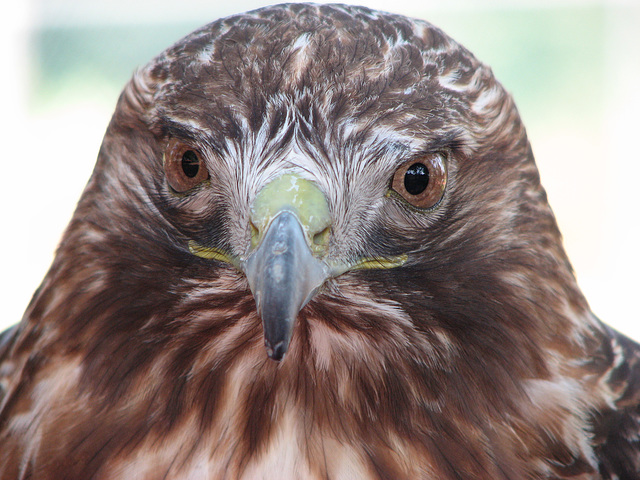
[250,222,260,248]
[313,226,331,247]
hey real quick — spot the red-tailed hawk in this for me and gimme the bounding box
[1,4,638,479]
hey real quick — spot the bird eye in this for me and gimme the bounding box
[164,138,209,192]
[391,153,447,209]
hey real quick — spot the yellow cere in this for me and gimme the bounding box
[250,174,331,254]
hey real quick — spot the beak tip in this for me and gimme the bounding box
[265,339,288,362]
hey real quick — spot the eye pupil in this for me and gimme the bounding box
[404,163,429,195]
[181,150,200,178]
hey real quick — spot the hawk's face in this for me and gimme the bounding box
[58,1,590,423]
[91,3,585,364]
[14,4,602,477]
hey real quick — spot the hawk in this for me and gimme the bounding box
[1,4,638,479]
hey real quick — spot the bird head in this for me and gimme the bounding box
[52,4,591,384]
[7,6,616,478]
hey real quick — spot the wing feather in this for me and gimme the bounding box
[592,327,640,479]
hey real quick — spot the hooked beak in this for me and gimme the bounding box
[243,210,329,360]
[241,174,331,361]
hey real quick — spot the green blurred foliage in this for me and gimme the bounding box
[429,6,606,125]
[30,6,605,128]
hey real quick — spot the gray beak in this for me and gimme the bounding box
[243,210,329,361]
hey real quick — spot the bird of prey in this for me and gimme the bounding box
[0,3,638,479]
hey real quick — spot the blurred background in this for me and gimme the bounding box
[1,0,639,337]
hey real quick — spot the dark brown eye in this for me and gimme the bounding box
[391,153,447,208]
[164,138,209,192]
